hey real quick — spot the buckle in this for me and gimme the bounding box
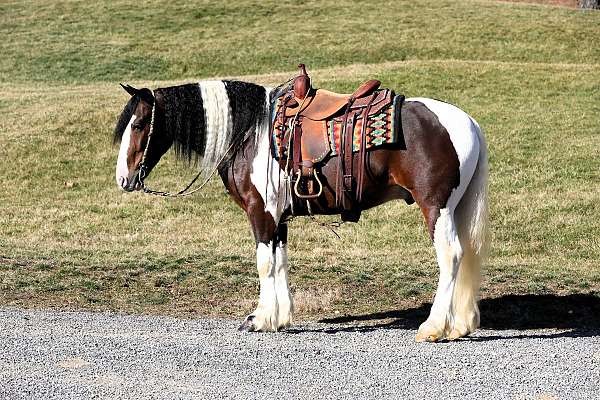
[343,175,353,190]
[138,164,148,181]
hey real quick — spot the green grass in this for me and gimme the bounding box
[0,0,599,320]
[2,0,599,83]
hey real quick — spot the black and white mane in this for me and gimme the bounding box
[114,80,269,171]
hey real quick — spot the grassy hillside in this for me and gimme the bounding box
[0,1,598,319]
[1,0,599,83]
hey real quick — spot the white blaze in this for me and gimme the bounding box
[115,115,135,188]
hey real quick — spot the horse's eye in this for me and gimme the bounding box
[132,123,143,131]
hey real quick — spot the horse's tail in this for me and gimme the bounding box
[452,117,489,332]
[458,117,489,257]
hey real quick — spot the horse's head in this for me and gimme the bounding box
[113,84,171,192]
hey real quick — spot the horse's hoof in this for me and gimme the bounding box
[447,329,469,341]
[415,333,442,343]
[416,321,445,342]
[238,316,256,332]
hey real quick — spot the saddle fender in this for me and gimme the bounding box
[298,118,331,163]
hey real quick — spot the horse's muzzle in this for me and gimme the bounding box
[118,174,142,192]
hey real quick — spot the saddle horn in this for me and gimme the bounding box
[293,63,311,100]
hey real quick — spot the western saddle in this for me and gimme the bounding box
[272,64,395,222]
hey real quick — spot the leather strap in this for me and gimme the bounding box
[336,104,351,209]
[292,120,302,175]
[357,91,378,203]
[343,112,355,195]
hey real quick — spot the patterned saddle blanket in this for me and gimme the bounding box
[271,92,404,161]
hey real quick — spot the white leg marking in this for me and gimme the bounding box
[198,81,232,169]
[417,208,463,342]
[250,88,290,223]
[115,115,135,189]
[448,246,480,339]
[250,241,278,332]
[274,242,293,328]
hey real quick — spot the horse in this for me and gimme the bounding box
[113,77,488,342]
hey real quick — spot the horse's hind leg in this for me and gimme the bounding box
[415,206,463,342]
[447,235,480,341]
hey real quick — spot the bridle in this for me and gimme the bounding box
[136,90,233,197]
[133,82,344,238]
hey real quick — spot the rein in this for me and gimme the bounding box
[137,91,233,198]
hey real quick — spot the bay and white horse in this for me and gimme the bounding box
[113,79,488,341]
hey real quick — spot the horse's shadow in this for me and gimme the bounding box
[287,294,600,340]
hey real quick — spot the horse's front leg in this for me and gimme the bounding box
[274,223,293,328]
[239,214,293,332]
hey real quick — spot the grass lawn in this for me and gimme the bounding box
[0,0,598,321]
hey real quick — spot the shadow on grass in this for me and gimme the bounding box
[288,294,600,339]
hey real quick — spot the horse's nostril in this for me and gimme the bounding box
[119,176,128,188]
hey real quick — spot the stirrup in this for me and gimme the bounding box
[294,170,323,199]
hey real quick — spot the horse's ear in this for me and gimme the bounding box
[120,83,139,97]
[120,83,154,105]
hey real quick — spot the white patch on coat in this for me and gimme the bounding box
[198,81,232,169]
[252,241,278,332]
[274,241,293,328]
[115,115,136,189]
[250,88,290,223]
[404,98,489,341]
[406,98,480,210]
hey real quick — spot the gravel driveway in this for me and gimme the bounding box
[1,308,598,399]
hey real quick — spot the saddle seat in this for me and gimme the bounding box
[284,80,382,121]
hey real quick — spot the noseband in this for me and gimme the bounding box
[136,91,233,197]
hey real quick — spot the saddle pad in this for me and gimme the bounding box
[327,94,403,155]
[271,94,404,160]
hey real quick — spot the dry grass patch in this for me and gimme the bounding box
[0,1,599,321]
[1,59,599,319]
[293,288,343,315]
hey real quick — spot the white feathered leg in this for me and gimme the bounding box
[416,208,463,342]
[274,240,293,329]
[240,241,279,332]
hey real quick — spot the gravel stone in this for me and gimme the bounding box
[1,308,598,399]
